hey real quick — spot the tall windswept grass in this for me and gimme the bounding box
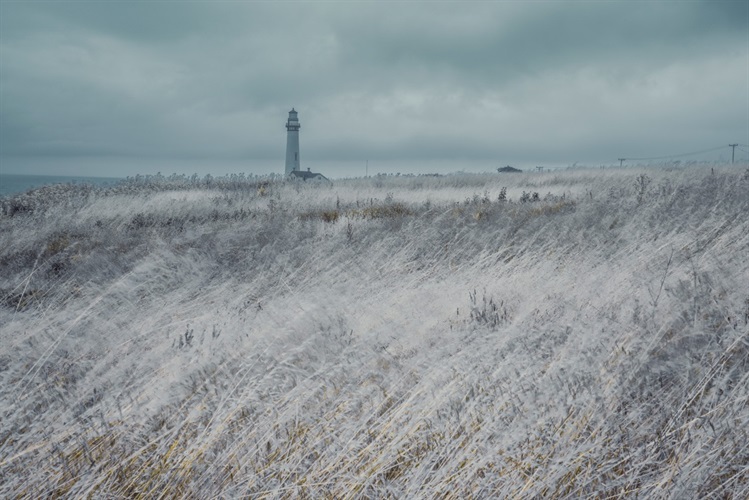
[1,165,748,497]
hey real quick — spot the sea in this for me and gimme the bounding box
[0,173,122,198]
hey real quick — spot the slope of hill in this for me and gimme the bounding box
[1,166,748,497]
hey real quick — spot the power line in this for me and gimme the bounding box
[621,145,729,162]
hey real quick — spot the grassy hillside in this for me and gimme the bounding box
[1,166,748,497]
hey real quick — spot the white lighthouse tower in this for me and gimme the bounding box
[285,108,301,175]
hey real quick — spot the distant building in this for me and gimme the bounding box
[284,108,330,183]
[497,165,523,173]
[289,168,331,183]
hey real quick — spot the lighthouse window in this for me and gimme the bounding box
[295,153,298,161]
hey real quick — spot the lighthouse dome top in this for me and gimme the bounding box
[289,108,297,116]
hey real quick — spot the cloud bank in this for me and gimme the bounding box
[1,1,747,176]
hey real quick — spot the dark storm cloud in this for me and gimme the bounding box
[1,1,746,176]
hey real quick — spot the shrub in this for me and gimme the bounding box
[519,191,540,203]
[468,289,509,329]
[635,173,651,204]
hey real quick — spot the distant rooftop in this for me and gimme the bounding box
[497,166,523,173]
[289,169,330,182]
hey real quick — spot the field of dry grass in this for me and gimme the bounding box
[1,165,748,497]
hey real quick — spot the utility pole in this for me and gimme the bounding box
[618,158,625,168]
[366,160,368,177]
[729,144,738,164]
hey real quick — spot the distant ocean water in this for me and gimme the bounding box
[0,173,122,197]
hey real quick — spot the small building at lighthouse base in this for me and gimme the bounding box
[288,168,331,184]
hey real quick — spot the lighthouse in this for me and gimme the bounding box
[285,108,301,175]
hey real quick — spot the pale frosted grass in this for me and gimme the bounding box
[1,164,748,497]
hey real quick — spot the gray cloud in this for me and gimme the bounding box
[1,1,747,177]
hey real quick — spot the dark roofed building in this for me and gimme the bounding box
[289,168,331,183]
[497,166,523,173]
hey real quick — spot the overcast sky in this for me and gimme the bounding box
[1,1,747,178]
